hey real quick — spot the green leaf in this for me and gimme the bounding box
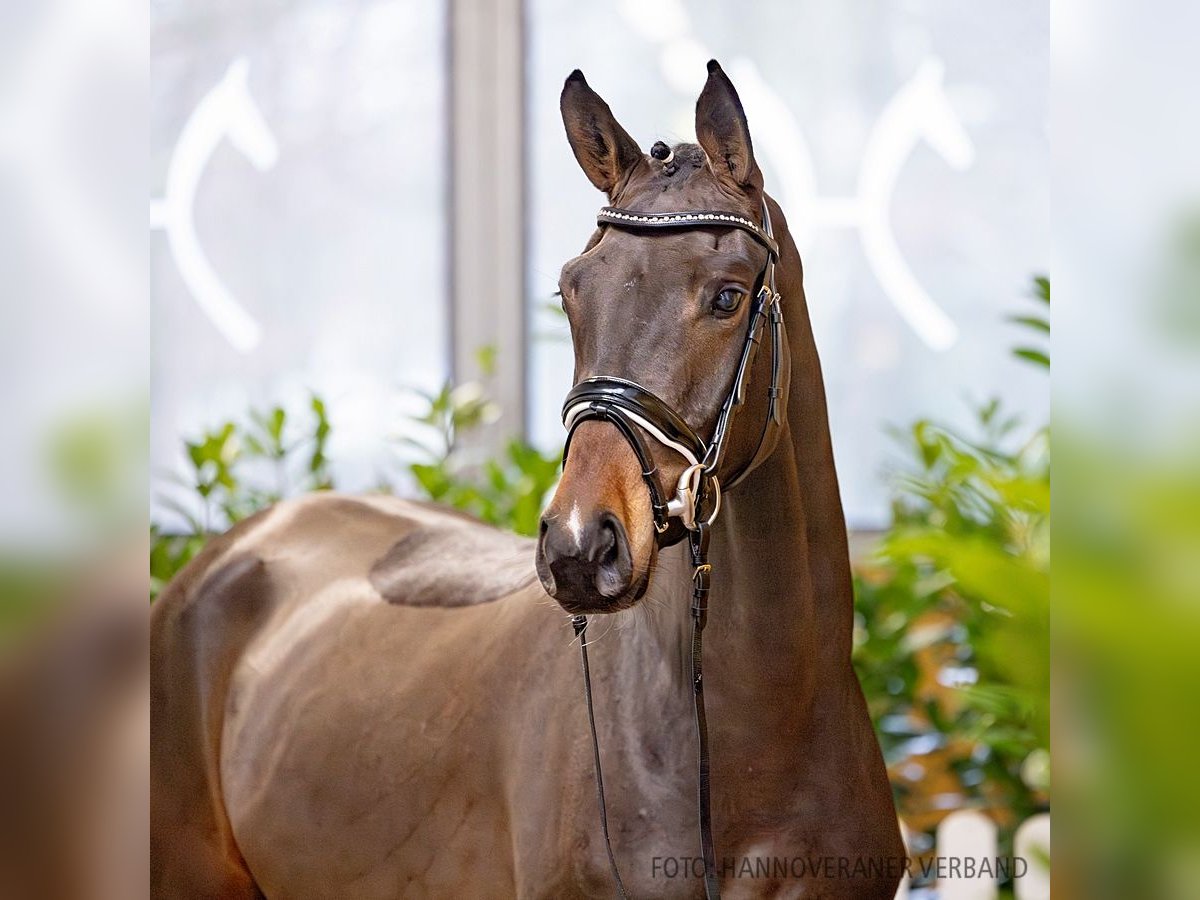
[474,345,497,377]
[1032,275,1050,304]
[1008,314,1050,334]
[1013,347,1050,368]
[308,393,332,479]
[410,462,450,499]
[154,495,204,534]
[485,460,508,492]
[244,435,267,456]
[395,435,441,458]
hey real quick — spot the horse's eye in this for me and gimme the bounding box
[713,289,746,316]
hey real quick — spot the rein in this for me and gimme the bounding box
[562,198,788,899]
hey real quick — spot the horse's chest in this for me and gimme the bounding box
[550,774,804,897]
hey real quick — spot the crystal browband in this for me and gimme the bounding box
[597,206,780,258]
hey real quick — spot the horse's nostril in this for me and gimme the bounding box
[537,509,634,605]
[593,514,631,599]
[594,518,618,566]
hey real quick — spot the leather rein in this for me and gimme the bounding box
[561,198,789,899]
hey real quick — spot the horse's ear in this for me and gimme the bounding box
[560,70,644,196]
[695,60,762,192]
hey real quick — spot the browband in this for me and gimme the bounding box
[597,207,780,259]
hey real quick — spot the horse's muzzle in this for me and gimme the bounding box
[535,510,639,613]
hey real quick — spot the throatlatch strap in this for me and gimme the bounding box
[572,616,631,900]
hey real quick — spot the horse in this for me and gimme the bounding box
[151,61,903,899]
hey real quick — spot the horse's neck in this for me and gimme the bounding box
[708,418,854,717]
[619,278,855,738]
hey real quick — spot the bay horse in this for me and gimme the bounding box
[151,62,903,899]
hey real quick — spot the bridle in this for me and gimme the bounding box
[562,201,788,539]
[560,197,789,899]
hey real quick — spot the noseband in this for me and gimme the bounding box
[562,198,789,899]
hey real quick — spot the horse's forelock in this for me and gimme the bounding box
[616,141,756,210]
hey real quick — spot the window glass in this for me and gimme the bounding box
[151,0,447,528]
[527,0,1048,527]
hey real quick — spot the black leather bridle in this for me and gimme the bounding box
[562,198,789,899]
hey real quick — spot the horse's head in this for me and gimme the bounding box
[536,61,790,614]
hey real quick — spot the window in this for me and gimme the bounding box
[151,0,448,528]
[151,0,1049,531]
[526,0,1049,527]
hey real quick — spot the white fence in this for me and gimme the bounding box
[895,811,1050,900]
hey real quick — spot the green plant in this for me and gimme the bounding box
[149,526,207,599]
[852,276,1050,862]
[150,354,563,597]
[156,394,332,531]
[150,393,334,596]
[400,349,561,536]
[1009,275,1050,369]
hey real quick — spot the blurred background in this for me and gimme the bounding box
[2,0,1198,897]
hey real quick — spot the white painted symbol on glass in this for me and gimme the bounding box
[728,57,973,352]
[150,58,278,353]
[617,1,974,351]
